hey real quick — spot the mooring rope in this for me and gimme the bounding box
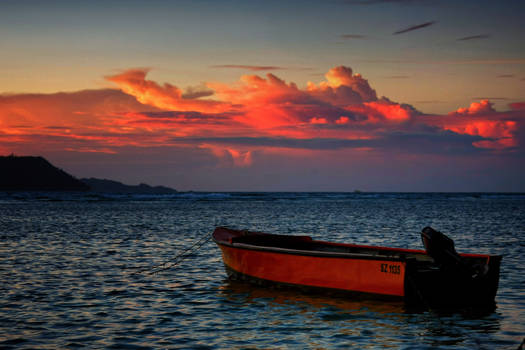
[129,232,213,276]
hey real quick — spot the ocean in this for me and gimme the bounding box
[0,192,523,349]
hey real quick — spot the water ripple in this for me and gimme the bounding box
[0,194,523,349]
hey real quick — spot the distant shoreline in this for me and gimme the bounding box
[0,155,177,194]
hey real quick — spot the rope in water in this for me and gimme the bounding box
[130,233,213,276]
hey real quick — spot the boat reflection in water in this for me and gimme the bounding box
[217,279,407,347]
[219,278,406,315]
[217,279,502,349]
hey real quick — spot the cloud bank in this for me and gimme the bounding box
[1,65,523,177]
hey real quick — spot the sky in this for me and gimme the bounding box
[1,0,524,191]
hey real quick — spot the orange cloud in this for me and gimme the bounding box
[206,66,385,136]
[2,68,524,169]
[208,73,307,130]
[337,98,418,126]
[442,119,517,149]
[306,66,377,106]
[452,99,495,115]
[310,117,328,124]
[200,144,253,167]
[423,100,521,149]
[335,116,350,125]
[106,69,230,113]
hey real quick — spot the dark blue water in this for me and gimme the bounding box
[0,192,523,349]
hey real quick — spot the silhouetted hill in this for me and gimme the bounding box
[81,178,177,194]
[0,155,89,191]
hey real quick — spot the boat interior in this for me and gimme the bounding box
[229,232,435,262]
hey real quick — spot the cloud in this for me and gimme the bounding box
[425,99,521,149]
[173,131,484,156]
[106,68,229,113]
[497,74,515,78]
[445,120,517,149]
[208,66,382,132]
[0,88,153,131]
[176,136,371,150]
[200,143,253,167]
[2,66,523,170]
[393,21,435,35]
[510,102,525,111]
[306,66,378,104]
[182,85,215,99]
[451,99,496,115]
[457,34,490,41]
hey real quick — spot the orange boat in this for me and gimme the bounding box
[213,226,501,308]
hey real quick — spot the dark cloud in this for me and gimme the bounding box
[375,130,485,155]
[177,136,368,150]
[43,126,72,130]
[457,34,490,41]
[182,86,214,99]
[176,131,483,154]
[393,21,436,35]
[0,88,145,108]
[497,74,515,78]
[137,111,232,120]
[127,111,237,126]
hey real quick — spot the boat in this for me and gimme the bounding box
[212,226,502,308]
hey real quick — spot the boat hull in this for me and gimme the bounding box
[218,243,406,298]
[213,227,501,308]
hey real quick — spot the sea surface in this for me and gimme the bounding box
[0,192,523,349]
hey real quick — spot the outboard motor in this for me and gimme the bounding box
[421,226,487,278]
[421,226,486,279]
[421,226,462,268]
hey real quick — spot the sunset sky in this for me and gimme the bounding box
[1,0,524,191]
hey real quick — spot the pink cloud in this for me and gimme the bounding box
[452,99,496,115]
[306,66,377,106]
[509,101,525,111]
[200,144,253,167]
[336,116,350,125]
[424,100,522,149]
[309,117,329,124]
[2,67,524,170]
[106,69,229,113]
[363,99,416,123]
[445,120,517,149]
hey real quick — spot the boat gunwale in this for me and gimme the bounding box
[311,239,499,259]
[212,227,500,260]
[215,239,408,261]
